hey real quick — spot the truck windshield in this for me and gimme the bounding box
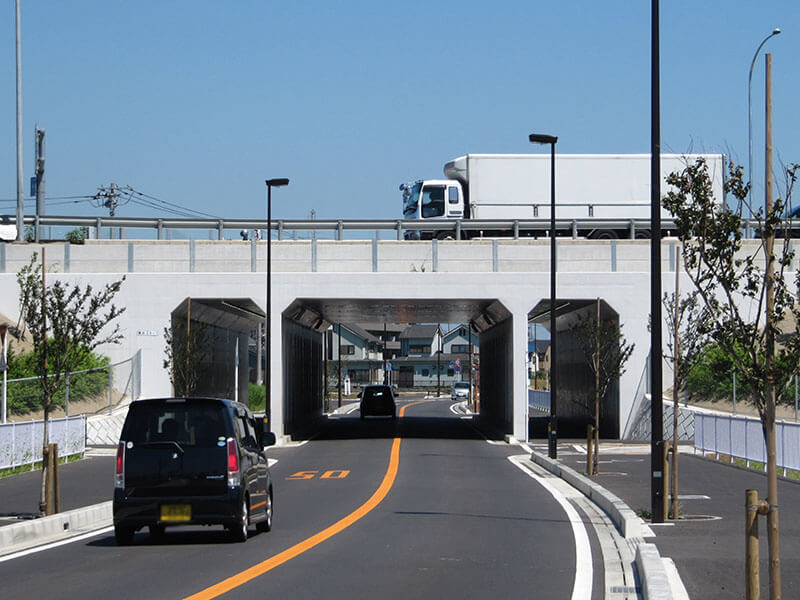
[421,185,445,218]
[403,182,422,218]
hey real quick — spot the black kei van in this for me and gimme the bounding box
[113,397,275,545]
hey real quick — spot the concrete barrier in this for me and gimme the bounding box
[530,450,679,600]
[636,543,673,600]
[0,501,112,557]
[530,451,642,539]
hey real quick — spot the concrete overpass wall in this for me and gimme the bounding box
[0,239,771,442]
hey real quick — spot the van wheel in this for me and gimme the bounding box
[256,491,273,533]
[148,524,165,541]
[114,524,134,546]
[230,496,249,543]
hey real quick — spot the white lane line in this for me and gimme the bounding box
[509,454,593,600]
[0,525,115,563]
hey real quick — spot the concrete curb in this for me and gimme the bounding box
[0,501,112,558]
[636,543,673,600]
[530,451,642,538]
[530,451,675,600]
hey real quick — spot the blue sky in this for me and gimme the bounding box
[1,1,799,228]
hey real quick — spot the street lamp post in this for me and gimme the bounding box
[529,133,558,458]
[747,28,781,217]
[265,178,289,432]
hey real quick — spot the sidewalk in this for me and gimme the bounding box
[536,441,800,600]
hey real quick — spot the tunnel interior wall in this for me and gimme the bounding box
[556,326,620,439]
[282,318,323,437]
[477,318,514,435]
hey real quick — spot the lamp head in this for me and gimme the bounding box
[529,133,558,145]
[773,28,781,35]
[265,178,290,187]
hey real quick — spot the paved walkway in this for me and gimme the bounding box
[531,441,800,600]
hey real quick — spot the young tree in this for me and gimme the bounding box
[163,319,209,397]
[663,157,800,597]
[17,253,125,514]
[660,287,712,518]
[570,298,634,475]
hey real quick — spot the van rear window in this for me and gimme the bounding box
[123,401,227,448]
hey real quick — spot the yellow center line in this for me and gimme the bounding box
[183,399,427,600]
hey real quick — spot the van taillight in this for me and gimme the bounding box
[226,438,239,488]
[115,442,125,489]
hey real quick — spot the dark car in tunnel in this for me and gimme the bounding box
[359,385,397,419]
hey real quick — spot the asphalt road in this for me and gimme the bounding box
[0,397,599,599]
[556,445,800,600]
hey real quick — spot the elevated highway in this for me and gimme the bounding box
[0,237,769,441]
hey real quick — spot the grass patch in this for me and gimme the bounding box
[0,453,83,479]
[729,456,800,480]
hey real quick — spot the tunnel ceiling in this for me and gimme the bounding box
[285,298,511,332]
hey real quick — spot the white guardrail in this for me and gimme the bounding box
[0,416,86,470]
[694,412,800,472]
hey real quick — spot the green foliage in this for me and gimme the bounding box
[65,227,89,244]
[687,341,798,404]
[663,158,800,417]
[6,343,111,413]
[249,383,266,411]
[16,252,125,416]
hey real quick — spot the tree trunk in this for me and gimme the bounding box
[765,398,781,600]
[593,298,600,475]
[39,402,49,514]
[672,251,680,520]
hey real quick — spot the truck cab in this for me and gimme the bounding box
[400,179,464,240]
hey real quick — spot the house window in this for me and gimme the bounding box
[409,345,431,354]
[451,344,468,353]
[340,345,355,355]
[421,369,430,377]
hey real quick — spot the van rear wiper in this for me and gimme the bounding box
[137,441,185,454]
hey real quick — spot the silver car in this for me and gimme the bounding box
[451,381,470,401]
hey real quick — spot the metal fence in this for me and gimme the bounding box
[0,352,140,468]
[694,412,800,472]
[528,389,551,414]
[0,415,86,469]
[2,351,141,419]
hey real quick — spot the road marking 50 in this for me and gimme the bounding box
[286,470,350,480]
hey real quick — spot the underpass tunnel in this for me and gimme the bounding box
[169,298,265,405]
[278,298,515,440]
[529,298,621,439]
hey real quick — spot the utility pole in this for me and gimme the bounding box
[650,0,665,524]
[93,183,131,239]
[764,52,781,600]
[15,0,24,241]
[34,125,45,242]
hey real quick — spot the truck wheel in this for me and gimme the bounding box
[592,230,618,240]
[436,231,456,241]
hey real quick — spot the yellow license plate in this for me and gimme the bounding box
[160,504,191,522]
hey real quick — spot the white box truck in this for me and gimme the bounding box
[401,153,725,240]
[0,219,16,242]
